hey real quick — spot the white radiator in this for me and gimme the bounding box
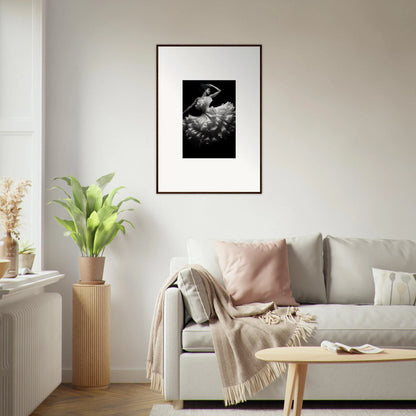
[0,292,62,416]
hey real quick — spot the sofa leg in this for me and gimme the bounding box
[173,400,184,409]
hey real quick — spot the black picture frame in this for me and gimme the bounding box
[157,44,262,194]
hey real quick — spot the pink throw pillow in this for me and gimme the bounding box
[215,240,298,306]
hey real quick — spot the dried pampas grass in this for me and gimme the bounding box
[0,177,32,238]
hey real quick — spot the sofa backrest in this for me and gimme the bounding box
[324,235,416,304]
[186,234,327,304]
[172,234,416,306]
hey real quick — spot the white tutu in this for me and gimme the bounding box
[183,98,235,146]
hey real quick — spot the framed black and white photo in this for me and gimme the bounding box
[157,45,262,193]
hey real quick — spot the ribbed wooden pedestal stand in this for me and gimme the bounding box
[72,283,111,389]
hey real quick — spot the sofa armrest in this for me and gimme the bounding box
[163,286,184,400]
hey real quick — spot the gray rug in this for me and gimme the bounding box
[151,404,416,416]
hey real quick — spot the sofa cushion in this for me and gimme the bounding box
[182,304,416,352]
[187,238,225,285]
[301,304,416,349]
[215,240,297,306]
[177,268,211,324]
[187,233,326,304]
[182,321,215,352]
[372,268,416,305]
[324,236,416,304]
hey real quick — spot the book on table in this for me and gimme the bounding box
[321,340,384,354]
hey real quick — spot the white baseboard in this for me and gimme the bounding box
[62,368,148,383]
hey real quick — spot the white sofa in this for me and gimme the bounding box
[163,234,416,402]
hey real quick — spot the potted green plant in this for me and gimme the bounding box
[19,241,36,271]
[50,173,140,284]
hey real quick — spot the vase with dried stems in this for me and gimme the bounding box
[0,177,32,278]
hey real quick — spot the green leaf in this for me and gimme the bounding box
[103,186,124,209]
[97,205,116,222]
[87,211,100,230]
[119,218,135,229]
[86,211,100,255]
[70,232,84,254]
[53,176,72,186]
[55,217,76,233]
[50,198,72,214]
[105,224,122,245]
[118,208,135,213]
[117,223,126,234]
[54,216,85,253]
[65,199,87,254]
[96,173,115,191]
[116,196,140,209]
[97,221,125,252]
[86,184,103,217]
[50,185,71,199]
[69,176,86,213]
[93,213,118,255]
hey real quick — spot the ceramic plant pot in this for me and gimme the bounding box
[78,256,105,284]
[19,253,36,271]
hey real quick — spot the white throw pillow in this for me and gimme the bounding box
[187,233,326,304]
[187,238,224,285]
[177,267,211,324]
[373,268,416,305]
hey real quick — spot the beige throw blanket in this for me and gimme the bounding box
[147,265,316,406]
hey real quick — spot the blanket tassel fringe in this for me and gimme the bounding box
[224,310,316,406]
[147,360,164,394]
[223,361,286,406]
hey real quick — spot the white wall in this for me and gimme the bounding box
[45,0,416,381]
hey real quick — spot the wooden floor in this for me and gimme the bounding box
[31,384,416,415]
[31,383,170,416]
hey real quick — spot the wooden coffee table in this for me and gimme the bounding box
[255,346,416,416]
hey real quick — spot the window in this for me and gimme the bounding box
[0,0,44,268]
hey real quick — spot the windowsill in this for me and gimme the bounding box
[0,270,64,300]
